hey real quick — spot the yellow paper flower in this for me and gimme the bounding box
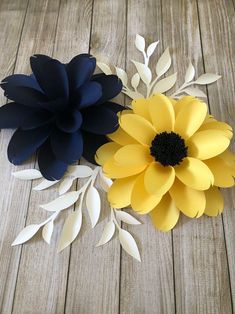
[96,94,235,231]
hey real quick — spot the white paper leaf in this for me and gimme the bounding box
[184,62,195,83]
[146,41,159,58]
[152,72,177,94]
[33,179,59,191]
[40,191,79,212]
[194,73,221,85]
[42,220,54,244]
[119,229,141,261]
[97,62,112,75]
[156,47,171,77]
[99,171,112,192]
[67,165,93,178]
[115,67,128,85]
[12,224,41,246]
[115,211,141,225]
[59,177,74,195]
[96,221,115,246]
[86,186,101,228]
[131,73,140,89]
[12,169,42,180]
[183,87,207,98]
[132,60,152,85]
[135,34,145,52]
[57,209,82,252]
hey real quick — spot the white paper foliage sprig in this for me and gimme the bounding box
[97,34,221,102]
[12,166,141,260]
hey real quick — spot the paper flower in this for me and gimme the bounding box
[96,94,235,231]
[0,54,122,180]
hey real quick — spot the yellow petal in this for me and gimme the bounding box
[173,96,195,116]
[95,142,121,166]
[114,144,153,167]
[144,162,175,195]
[132,98,151,121]
[131,173,162,213]
[174,100,207,139]
[103,157,147,179]
[220,150,235,163]
[204,157,234,187]
[175,157,214,190]
[148,94,175,132]
[108,127,138,146]
[187,130,230,160]
[108,175,138,208]
[204,187,224,216]
[150,193,180,231]
[169,179,206,218]
[120,114,156,146]
[199,121,233,139]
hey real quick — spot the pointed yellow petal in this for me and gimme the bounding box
[132,98,151,121]
[187,130,230,160]
[95,142,121,166]
[204,157,234,187]
[174,96,195,116]
[175,157,214,190]
[103,157,147,179]
[150,193,180,231]
[174,100,207,139]
[120,114,156,146]
[204,187,224,216]
[108,127,138,146]
[144,162,175,195]
[199,121,233,139]
[108,175,138,208]
[169,179,206,218]
[148,94,175,132]
[131,173,162,213]
[114,144,153,167]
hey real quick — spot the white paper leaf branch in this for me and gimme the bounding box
[115,210,141,225]
[96,62,112,75]
[33,179,59,191]
[97,35,221,100]
[40,191,79,212]
[42,220,54,244]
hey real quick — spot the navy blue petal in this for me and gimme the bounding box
[21,110,53,130]
[100,101,124,113]
[56,110,82,133]
[30,55,69,100]
[82,130,108,164]
[38,97,67,112]
[91,74,122,104]
[2,85,47,107]
[7,125,51,165]
[38,139,68,180]
[1,74,43,92]
[67,54,96,91]
[0,102,34,128]
[72,81,102,109]
[81,106,118,135]
[50,129,83,163]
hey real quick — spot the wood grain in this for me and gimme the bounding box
[197,0,235,311]
[0,0,234,313]
[162,1,232,313]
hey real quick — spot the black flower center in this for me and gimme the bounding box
[150,131,188,166]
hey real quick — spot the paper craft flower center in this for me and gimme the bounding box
[150,131,188,166]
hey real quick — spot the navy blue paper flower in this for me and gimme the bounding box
[0,54,123,180]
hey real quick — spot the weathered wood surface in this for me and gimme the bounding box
[0,0,234,313]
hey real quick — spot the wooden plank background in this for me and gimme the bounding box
[0,0,234,313]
